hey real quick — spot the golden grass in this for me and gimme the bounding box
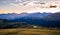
[0,28,60,35]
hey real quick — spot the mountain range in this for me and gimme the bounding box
[0,12,51,20]
[0,12,60,28]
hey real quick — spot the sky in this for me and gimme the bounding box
[0,0,60,14]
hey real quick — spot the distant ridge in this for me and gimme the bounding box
[0,12,60,28]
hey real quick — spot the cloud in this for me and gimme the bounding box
[0,0,60,14]
[9,3,19,7]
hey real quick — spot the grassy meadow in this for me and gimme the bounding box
[0,28,60,35]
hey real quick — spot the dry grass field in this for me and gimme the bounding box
[0,28,60,35]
